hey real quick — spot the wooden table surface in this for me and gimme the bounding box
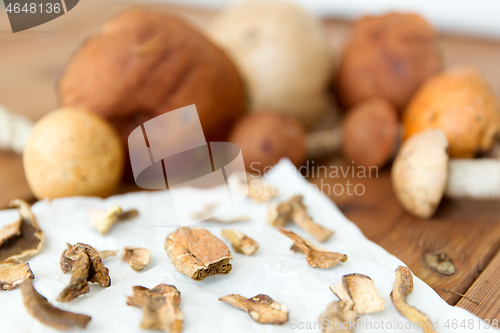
[1,0,500,322]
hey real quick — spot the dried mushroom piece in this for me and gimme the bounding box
[191,203,249,223]
[219,294,288,325]
[89,205,138,234]
[321,273,385,332]
[343,274,385,314]
[0,262,34,291]
[0,200,43,264]
[318,300,358,333]
[0,219,22,246]
[98,249,119,259]
[278,228,347,268]
[126,284,183,333]
[165,227,232,281]
[221,229,259,255]
[122,247,151,271]
[268,195,333,242]
[391,266,436,333]
[58,243,111,302]
[21,279,91,330]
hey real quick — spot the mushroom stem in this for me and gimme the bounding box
[445,159,500,199]
[306,127,343,160]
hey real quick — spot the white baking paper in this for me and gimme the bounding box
[0,159,495,333]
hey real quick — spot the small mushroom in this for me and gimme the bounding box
[278,228,347,268]
[392,129,500,218]
[0,199,43,263]
[165,227,232,281]
[58,243,111,302]
[127,284,183,333]
[122,247,151,271]
[343,274,385,315]
[21,279,91,330]
[0,262,34,291]
[391,266,436,333]
[89,206,139,234]
[268,195,333,242]
[219,294,289,325]
[221,229,259,255]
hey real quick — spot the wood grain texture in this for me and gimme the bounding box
[0,0,500,320]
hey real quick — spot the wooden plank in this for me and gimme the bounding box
[457,250,500,321]
[308,158,500,306]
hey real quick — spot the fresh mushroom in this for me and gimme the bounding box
[229,99,400,173]
[392,129,500,218]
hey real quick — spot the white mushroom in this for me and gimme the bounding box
[392,129,500,218]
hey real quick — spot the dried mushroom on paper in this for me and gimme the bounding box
[219,294,289,325]
[391,266,436,333]
[165,227,232,281]
[320,273,384,332]
[21,279,91,330]
[0,262,33,290]
[0,200,43,263]
[127,284,183,333]
[58,243,111,302]
[221,229,259,255]
[122,247,151,271]
[98,249,119,259]
[278,228,347,268]
[89,205,138,234]
[268,195,333,242]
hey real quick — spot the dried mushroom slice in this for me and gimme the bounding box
[122,247,151,271]
[0,200,43,263]
[0,219,22,246]
[58,243,111,302]
[98,249,119,259]
[165,227,232,281]
[219,294,288,325]
[21,279,91,330]
[0,262,34,291]
[318,300,358,333]
[89,205,138,234]
[391,266,436,333]
[58,247,91,302]
[268,195,333,242]
[221,229,259,255]
[278,228,347,268]
[343,274,385,314]
[126,284,183,333]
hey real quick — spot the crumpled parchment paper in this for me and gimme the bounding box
[0,159,494,333]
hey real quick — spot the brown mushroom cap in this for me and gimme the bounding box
[228,112,307,173]
[337,12,441,111]
[341,98,399,167]
[403,67,500,158]
[391,129,449,219]
[58,9,246,177]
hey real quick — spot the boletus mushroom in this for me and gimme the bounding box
[403,67,500,158]
[392,129,500,218]
[337,12,442,112]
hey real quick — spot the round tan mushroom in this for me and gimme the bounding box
[228,112,307,173]
[403,67,500,158]
[391,129,449,219]
[341,99,399,167]
[392,129,500,218]
[337,12,441,111]
[208,0,332,128]
[23,108,124,199]
[122,247,151,271]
